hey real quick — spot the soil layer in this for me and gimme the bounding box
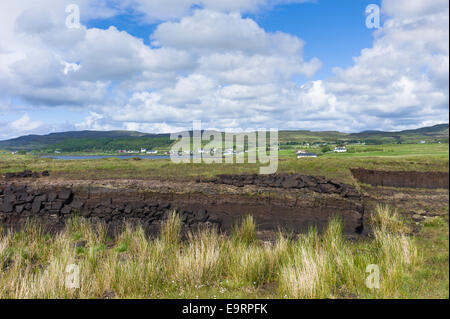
[1,174,364,238]
[351,168,449,189]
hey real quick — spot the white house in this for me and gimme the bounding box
[297,152,317,159]
[146,150,158,154]
[334,146,347,153]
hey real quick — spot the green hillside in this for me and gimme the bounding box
[0,130,171,152]
[279,124,449,146]
[350,124,449,143]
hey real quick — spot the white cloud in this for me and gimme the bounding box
[0,113,47,140]
[381,0,448,18]
[152,10,270,52]
[10,114,42,131]
[75,112,114,131]
[321,0,449,130]
[118,0,313,21]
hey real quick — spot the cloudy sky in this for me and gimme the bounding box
[0,0,448,139]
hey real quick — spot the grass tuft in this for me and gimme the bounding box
[231,215,256,245]
[160,211,181,246]
[369,204,411,235]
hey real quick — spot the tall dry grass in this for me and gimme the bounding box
[279,206,419,298]
[0,206,420,299]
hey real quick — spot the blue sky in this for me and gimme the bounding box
[0,0,447,139]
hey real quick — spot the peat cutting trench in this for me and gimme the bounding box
[0,170,448,239]
[351,168,449,189]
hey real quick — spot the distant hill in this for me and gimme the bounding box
[0,124,448,152]
[0,130,171,151]
[349,124,449,143]
[279,124,448,145]
[353,124,448,136]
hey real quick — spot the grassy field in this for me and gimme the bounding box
[408,215,449,298]
[1,143,448,184]
[2,205,445,299]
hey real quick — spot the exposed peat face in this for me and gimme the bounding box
[0,173,366,239]
[351,168,449,189]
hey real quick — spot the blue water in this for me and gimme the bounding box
[40,155,171,160]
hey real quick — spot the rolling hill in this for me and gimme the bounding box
[279,124,449,145]
[0,130,171,152]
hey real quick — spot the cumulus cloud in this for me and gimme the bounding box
[117,0,313,22]
[322,0,449,130]
[381,0,448,18]
[152,10,272,52]
[10,114,42,131]
[0,114,44,140]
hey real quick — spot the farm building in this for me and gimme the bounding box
[297,152,317,159]
[334,146,347,153]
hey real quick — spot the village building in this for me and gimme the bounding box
[297,153,317,158]
[333,146,347,153]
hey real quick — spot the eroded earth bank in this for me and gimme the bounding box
[1,173,364,239]
[1,170,448,239]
